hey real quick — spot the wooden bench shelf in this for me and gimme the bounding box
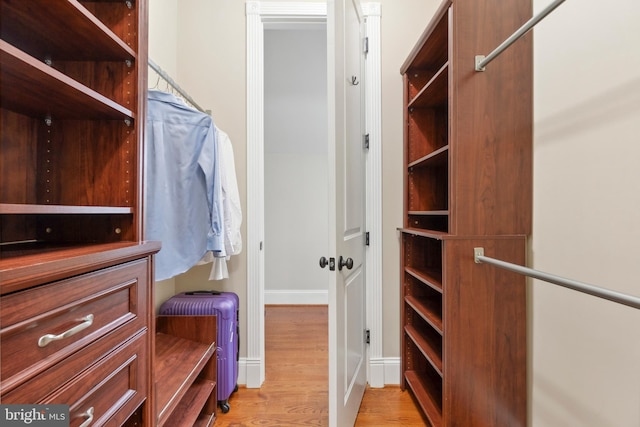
[155,315,218,427]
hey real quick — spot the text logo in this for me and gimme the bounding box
[0,405,69,426]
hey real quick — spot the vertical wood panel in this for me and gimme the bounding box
[450,0,533,236]
[443,237,527,426]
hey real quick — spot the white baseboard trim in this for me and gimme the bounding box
[368,357,386,388]
[264,289,328,305]
[238,356,401,387]
[368,357,402,387]
[238,358,247,386]
[383,357,401,385]
[242,357,263,389]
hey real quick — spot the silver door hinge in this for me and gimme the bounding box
[363,37,369,55]
[365,329,370,344]
[365,232,370,246]
[363,133,369,150]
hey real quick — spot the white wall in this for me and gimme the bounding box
[148,0,178,312]
[264,28,329,305]
[531,0,640,425]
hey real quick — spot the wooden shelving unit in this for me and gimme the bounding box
[400,0,533,425]
[0,1,157,425]
[156,315,218,427]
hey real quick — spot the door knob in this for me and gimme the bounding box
[319,257,336,271]
[319,257,329,268]
[338,256,354,271]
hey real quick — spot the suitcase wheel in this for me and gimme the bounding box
[219,401,231,414]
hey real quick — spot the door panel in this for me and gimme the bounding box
[328,0,367,425]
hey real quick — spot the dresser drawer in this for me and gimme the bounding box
[47,331,148,427]
[4,330,148,427]
[0,259,149,394]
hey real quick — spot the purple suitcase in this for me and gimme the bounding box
[159,290,239,413]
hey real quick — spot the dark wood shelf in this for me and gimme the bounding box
[155,333,216,427]
[401,1,449,73]
[162,377,217,427]
[0,203,133,215]
[405,295,443,334]
[399,227,448,240]
[405,325,443,376]
[407,210,448,216]
[0,0,136,61]
[408,62,448,109]
[408,145,448,169]
[405,370,442,427]
[405,266,443,293]
[0,40,134,120]
[193,413,217,427]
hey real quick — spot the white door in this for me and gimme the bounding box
[326,0,367,425]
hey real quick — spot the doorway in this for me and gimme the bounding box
[264,24,329,305]
[245,1,383,389]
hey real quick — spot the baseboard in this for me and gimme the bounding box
[383,357,401,385]
[238,356,401,387]
[264,289,328,305]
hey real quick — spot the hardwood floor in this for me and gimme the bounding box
[215,305,427,426]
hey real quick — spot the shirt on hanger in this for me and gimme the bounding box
[145,90,224,281]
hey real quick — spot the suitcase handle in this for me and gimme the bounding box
[185,290,222,295]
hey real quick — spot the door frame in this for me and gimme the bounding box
[245,0,382,388]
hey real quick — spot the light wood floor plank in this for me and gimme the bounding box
[215,305,427,426]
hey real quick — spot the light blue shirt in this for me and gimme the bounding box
[145,90,223,281]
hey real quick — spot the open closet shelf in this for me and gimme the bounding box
[0,0,136,61]
[0,41,134,120]
[156,315,218,427]
[408,145,448,169]
[405,324,443,375]
[406,295,443,334]
[0,204,133,215]
[408,62,448,109]
[399,227,448,240]
[155,333,216,426]
[405,266,443,292]
[405,370,443,427]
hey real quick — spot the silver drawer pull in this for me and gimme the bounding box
[38,314,94,347]
[79,407,94,427]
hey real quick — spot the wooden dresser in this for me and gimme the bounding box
[0,0,158,425]
[399,0,533,425]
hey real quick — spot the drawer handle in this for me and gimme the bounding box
[79,407,94,427]
[38,314,94,347]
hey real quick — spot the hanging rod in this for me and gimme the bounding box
[148,58,206,113]
[475,0,567,71]
[473,247,640,310]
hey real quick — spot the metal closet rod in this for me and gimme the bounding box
[148,58,207,113]
[473,247,640,310]
[475,0,567,71]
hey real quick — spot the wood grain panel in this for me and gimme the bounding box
[0,110,38,204]
[443,237,527,427]
[37,120,135,207]
[449,0,533,236]
[0,0,135,61]
[81,1,139,51]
